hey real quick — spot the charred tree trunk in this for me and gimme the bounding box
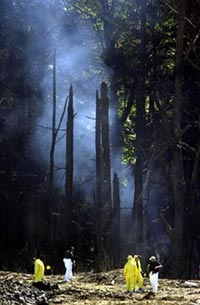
[112,172,121,268]
[48,50,57,259]
[49,51,57,205]
[101,82,113,269]
[169,0,186,278]
[132,0,147,255]
[95,82,113,271]
[95,89,105,271]
[99,0,123,152]
[149,0,160,139]
[186,135,200,277]
[156,0,187,278]
[64,85,74,248]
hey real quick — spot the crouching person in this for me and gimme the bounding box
[32,257,57,290]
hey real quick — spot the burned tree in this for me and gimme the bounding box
[46,50,57,260]
[132,0,147,255]
[95,89,104,271]
[64,85,74,248]
[95,82,113,271]
[112,172,121,268]
[168,0,186,277]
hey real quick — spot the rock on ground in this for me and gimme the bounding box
[0,270,200,305]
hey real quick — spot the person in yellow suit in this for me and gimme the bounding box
[123,255,137,293]
[32,257,58,290]
[33,257,45,283]
[132,255,144,293]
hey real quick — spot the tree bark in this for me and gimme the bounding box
[95,82,113,271]
[186,136,200,277]
[169,0,186,278]
[48,50,57,260]
[65,85,74,248]
[101,82,113,269]
[112,172,121,268]
[95,89,105,271]
[132,0,147,255]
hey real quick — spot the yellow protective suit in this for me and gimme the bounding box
[34,258,45,282]
[132,255,143,290]
[123,255,137,292]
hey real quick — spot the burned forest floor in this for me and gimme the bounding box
[0,269,200,305]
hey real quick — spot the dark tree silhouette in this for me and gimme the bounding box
[65,85,74,248]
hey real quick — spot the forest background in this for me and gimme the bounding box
[0,0,199,280]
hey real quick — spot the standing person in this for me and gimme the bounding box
[33,257,45,283]
[123,255,137,293]
[133,255,144,293]
[147,256,162,294]
[63,246,75,282]
[70,246,77,274]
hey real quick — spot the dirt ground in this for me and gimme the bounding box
[0,269,200,305]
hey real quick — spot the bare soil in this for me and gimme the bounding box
[0,269,200,305]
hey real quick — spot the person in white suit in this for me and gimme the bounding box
[63,247,75,282]
[147,256,162,294]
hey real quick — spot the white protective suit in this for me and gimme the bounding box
[63,258,73,282]
[149,271,159,293]
[148,256,162,293]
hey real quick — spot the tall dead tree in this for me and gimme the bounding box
[95,82,113,271]
[132,0,147,255]
[48,52,69,262]
[47,50,57,258]
[154,0,187,278]
[64,85,74,248]
[112,172,121,268]
[187,135,200,276]
[95,89,105,271]
[169,0,186,277]
[101,82,113,269]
